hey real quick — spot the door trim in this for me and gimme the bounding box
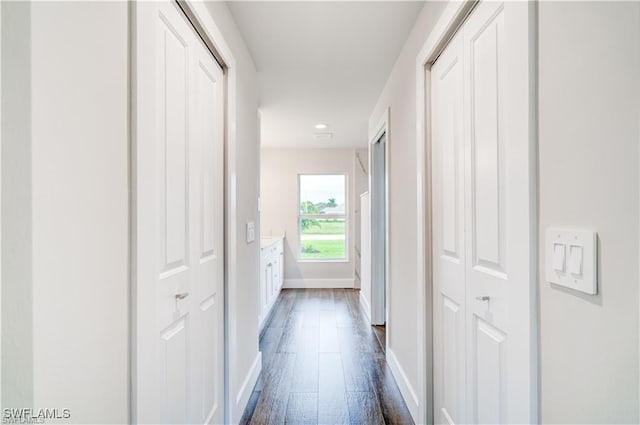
[129,1,249,423]
[415,1,539,423]
[368,108,390,335]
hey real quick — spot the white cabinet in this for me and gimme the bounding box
[259,237,284,330]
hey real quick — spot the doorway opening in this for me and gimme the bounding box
[370,132,387,328]
[368,108,390,338]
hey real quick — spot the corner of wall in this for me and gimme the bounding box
[386,347,419,423]
[232,351,261,423]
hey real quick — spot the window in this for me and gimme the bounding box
[298,174,347,261]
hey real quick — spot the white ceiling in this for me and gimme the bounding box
[226,1,425,148]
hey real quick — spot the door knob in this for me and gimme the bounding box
[175,293,189,300]
[475,296,490,302]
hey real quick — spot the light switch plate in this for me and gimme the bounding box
[546,228,597,295]
[246,221,255,243]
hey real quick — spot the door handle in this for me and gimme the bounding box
[175,292,189,300]
[475,296,490,302]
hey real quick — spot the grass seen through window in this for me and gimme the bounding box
[300,219,346,260]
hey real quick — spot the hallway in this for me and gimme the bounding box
[240,289,412,425]
[2,1,640,423]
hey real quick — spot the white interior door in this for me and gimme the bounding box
[431,1,536,423]
[191,25,225,425]
[431,30,466,425]
[134,1,225,423]
[463,2,536,422]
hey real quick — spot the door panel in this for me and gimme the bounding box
[197,56,222,262]
[439,61,462,262]
[200,294,220,423]
[155,4,192,328]
[475,318,506,424]
[154,8,195,424]
[160,14,190,271]
[191,36,225,425]
[431,31,465,425]
[465,1,536,422]
[162,319,189,424]
[441,296,462,425]
[463,4,510,421]
[136,2,225,424]
[468,5,507,277]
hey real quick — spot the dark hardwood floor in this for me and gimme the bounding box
[372,325,386,354]
[239,289,414,425]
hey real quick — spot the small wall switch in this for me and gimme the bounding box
[568,245,583,275]
[552,243,565,272]
[246,221,256,243]
[546,228,597,295]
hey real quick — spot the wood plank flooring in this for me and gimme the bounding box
[372,326,386,354]
[240,289,414,425]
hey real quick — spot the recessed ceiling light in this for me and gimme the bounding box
[314,123,328,130]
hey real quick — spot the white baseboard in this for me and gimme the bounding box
[359,291,371,322]
[283,278,355,289]
[386,348,419,423]
[233,352,262,422]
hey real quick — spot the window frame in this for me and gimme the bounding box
[297,173,349,263]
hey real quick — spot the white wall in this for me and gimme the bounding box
[261,148,357,285]
[32,4,129,421]
[2,0,34,410]
[2,2,129,422]
[368,1,447,412]
[201,2,262,422]
[538,2,640,422]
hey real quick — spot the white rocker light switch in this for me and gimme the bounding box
[568,245,583,276]
[552,243,565,272]
[546,228,597,295]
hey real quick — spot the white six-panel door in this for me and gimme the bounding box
[432,30,466,425]
[134,1,225,423]
[431,1,536,423]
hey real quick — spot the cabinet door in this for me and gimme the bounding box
[259,251,266,322]
[273,264,278,301]
[265,264,273,309]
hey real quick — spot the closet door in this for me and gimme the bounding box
[463,2,536,423]
[431,31,466,425]
[431,1,537,423]
[134,2,225,423]
[190,29,225,425]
